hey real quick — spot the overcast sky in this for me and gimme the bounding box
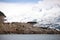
[0,0,60,22]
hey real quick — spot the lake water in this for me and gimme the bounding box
[0,34,60,40]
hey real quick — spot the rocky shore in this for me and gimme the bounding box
[0,22,60,34]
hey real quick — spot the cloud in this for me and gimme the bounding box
[0,3,41,22]
[35,0,60,17]
[0,0,60,23]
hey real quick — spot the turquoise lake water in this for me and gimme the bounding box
[0,34,60,40]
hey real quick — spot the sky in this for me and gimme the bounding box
[0,0,40,3]
[0,0,60,23]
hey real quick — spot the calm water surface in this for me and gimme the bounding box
[0,34,60,40]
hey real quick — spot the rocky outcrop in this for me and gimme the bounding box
[0,11,6,23]
[0,22,60,34]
